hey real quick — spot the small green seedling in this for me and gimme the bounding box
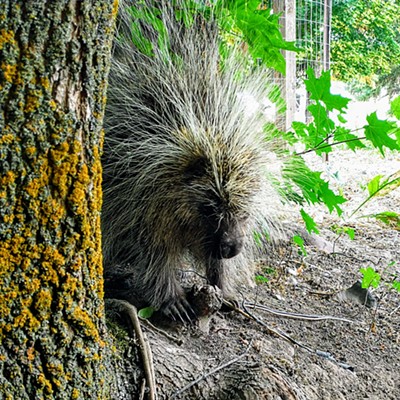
[360,266,381,289]
[293,234,307,256]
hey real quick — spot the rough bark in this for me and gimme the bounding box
[106,310,305,400]
[0,1,117,398]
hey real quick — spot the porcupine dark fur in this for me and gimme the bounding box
[102,0,284,319]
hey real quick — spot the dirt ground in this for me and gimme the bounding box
[111,149,400,399]
[270,148,400,400]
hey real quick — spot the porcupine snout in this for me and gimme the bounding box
[219,233,243,259]
[215,223,243,259]
[210,218,245,260]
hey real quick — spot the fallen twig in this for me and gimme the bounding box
[224,299,355,370]
[139,379,146,400]
[245,301,355,324]
[239,301,315,353]
[389,304,400,317]
[170,339,253,399]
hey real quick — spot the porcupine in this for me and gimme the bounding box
[102,0,283,320]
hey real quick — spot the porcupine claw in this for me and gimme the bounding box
[179,297,197,321]
[163,297,197,323]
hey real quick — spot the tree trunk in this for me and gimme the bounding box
[0,1,117,398]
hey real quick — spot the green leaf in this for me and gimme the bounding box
[292,235,307,256]
[344,227,355,240]
[308,103,335,151]
[291,121,309,141]
[369,172,400,197]
[364,211,400,229]
[265,123,297,146]
[395,128,400,146]
[253,230,262,247]
[282,156,346,214]
[390,96,400,120]
[253,229,270,247]
[367,175,384,196]
[333,127,366,151]
[255,275,269,285]
[300,208,319,234]
[268,84,287,115]
[337,114,347,124]
[331,224,355,239]
[305,69,351,112]
[352,172,400,217]
[360,267,381,289]
[392,280,400,293]
[128,5,169,57]
[218,0,298,73]
[138,307,155,319]
[364,112,399,155]
[292,119,329,155]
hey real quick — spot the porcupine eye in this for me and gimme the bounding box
[183,156,208,181]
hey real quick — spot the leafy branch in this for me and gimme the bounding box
[278,69,400,230]
[296,135,368,156]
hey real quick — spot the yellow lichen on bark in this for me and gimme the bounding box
[34,289,53,320]
[0,129,107,393]
[0,126,104,363]
[0,0,117,396]
[0,28,15,45]
[1,63,17,83]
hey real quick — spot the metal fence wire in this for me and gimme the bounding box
[264,0,332,127]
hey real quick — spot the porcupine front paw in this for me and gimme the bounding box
[161,295,197,323]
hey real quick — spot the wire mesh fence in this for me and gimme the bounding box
[297,0,331,78]
[265,0,332,127]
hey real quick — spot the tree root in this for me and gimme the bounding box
[106,299,157,400]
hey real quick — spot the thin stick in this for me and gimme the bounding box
[239,301,315,353]
[226,300,355,369]
[139,379,146,400]
[170,340,253,399]
[389,304,400,317]
[245,301,354,324]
